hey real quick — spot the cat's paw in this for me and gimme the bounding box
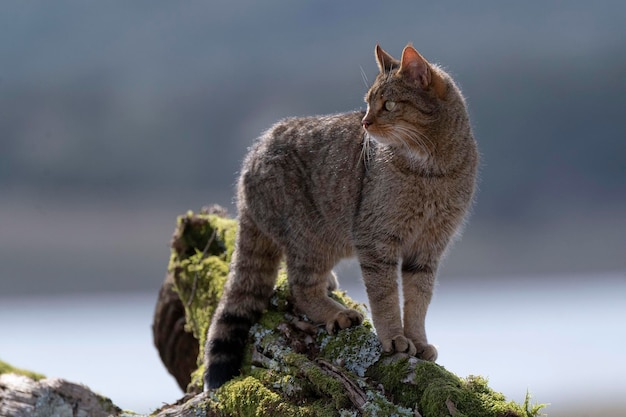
[381,335,417,356]
[325,309,363,334]
[415,342,438,361]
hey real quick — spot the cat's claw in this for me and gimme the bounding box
[326,309,364,334]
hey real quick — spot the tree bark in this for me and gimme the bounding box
[0,373,121,417]
[152,270,198,391]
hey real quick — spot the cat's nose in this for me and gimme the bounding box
[362,118,372,128]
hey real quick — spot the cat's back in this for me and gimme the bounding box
[239,111,366,238]
[243,111,365,185]
[253,111,364,159]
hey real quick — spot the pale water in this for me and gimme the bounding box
[1,272,625,415]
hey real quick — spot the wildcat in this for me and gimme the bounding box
[204,44,478,389]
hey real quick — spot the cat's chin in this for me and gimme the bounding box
[397,147,429,163]
[367,132,428,161]
[365,131,395,148]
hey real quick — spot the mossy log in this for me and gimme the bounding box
[0,208,545,417]
[151,208,544,417]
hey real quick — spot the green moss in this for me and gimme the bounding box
[216,376,316,417]
[245,367,340,417]
[0,359,44,381]
[368,358,544,417]
[285,353,352,410]
[521,391,546,417]
[168,212,238,390]
[366,355,415,406]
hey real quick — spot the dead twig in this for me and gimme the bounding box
[316,358,368,411]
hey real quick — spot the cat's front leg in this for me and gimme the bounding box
[358,249,417,355]
[401,255,438,361]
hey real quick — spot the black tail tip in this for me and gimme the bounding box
[203,361,239,390]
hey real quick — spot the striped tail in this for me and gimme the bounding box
[203,214,281,389]
[204,306,261,389]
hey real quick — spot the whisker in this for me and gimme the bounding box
[366,123,434,163]
[411,128,435,150]
[359,66,370,90]
[393,125,434,157]
[360,132,372,170]
[390,130,422,168]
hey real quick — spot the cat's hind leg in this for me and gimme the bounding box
[287,256,363,334]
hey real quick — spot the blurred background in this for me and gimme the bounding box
[1,1,624,415]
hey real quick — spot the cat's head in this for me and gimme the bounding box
[362,44,464,159]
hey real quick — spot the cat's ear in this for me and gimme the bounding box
[375,44,400,74]
[399,45,447,97]
[399,45,431,87]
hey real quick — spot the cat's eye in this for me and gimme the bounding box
[384,101,397,111]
